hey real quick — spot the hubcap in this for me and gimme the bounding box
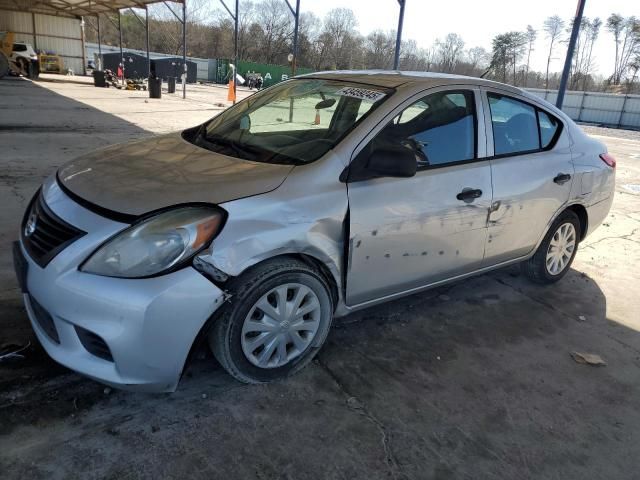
[546,222,576,275]
[241,283,321,369]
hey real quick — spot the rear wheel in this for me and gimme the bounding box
[0,53,9,79]
[209,257,333,383]
[521,210,581,284]
[16,57,29,76]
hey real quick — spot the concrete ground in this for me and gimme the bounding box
[1,76,640,480]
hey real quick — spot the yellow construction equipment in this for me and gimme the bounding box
[38,54,63,74]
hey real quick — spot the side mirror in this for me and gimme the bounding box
[367,147,417,178]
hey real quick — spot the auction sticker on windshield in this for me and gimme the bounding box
[335,87,386,102]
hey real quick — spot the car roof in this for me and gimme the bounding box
[297,69,524,94]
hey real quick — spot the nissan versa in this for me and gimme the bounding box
[13,71,615,392]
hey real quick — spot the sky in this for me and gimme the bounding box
[301,0,637,76]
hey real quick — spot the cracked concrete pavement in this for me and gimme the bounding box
[1,77,639,480]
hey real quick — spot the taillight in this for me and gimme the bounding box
[600,153,616,168]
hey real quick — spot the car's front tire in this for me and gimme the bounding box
[209,257,333,383]
[521,210,581,284]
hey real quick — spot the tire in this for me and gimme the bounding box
[0,53,9,79]
[209,257,334,383]
[17,58,28,76]
[521,210,581,284]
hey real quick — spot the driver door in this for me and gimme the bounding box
[346,87,493,306]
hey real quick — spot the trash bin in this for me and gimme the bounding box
[148,77,162,99]
[167,76,176,93]
[93,70,106,88]
[28,59,40,80]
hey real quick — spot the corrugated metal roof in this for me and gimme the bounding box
[0,0,180,17]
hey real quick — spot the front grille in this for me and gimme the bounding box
[30,295,60,344]
[22,192,85,267]
[75,326,114,362]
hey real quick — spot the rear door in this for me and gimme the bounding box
[346,86,493,306]
[482,89,574,264]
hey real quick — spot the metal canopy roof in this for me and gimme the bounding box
[0,0,181,17]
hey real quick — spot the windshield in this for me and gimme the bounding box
[187,79,392,165]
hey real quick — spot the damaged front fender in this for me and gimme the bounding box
[195,158,350,313]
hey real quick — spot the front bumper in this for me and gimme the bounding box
[16,178,226,392]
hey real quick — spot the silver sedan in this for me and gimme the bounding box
[14,71,615,391]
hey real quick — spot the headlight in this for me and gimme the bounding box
[81,206,224,278]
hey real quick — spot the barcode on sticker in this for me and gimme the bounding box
[335,87,386,102]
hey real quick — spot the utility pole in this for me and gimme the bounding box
[393,0,406,70]
[556,0,586,109]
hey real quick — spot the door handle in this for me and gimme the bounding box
[553,173,572,185]
[456,188,483,201]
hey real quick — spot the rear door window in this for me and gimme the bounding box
[488,94,539,155]
[488,93,562,156]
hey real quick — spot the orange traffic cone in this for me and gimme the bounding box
[227,80,236,102]
[314,109,320,125]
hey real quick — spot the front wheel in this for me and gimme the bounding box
[209,257,333,383]
[521,210,581,284]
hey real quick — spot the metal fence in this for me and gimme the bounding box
[526,88,640,130]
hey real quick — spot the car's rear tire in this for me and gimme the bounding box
[209,257,333,383]
[0,53,10,79]
[521,210,581,284]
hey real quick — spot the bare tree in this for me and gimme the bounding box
[628,55,640,91]
[606,14,640,85]
[435,33,464,73]
[524,25,537,86]
[544,15,565,88]
[466,46,490,74]
[569,17,602,90]
[364,30,395,69]
[297,12,322,68]
[252,0,292,64]
[322,8,359,69]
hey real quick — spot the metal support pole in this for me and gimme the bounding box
[233,0,238,104]
[182,0,186,99]
[118,10,124,83]
[577,92,587,122]
[617,94,629,128]
[219,0,238,103]
[285,0,300,122]
[285,0,300,76]
[96,14,102,69]
[31,13,37,50]
[80,17,87,76]
[556,0,586,109]
[393,0,405,70]
[145,8,150,77]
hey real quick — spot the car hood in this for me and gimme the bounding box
[57,132,294,217]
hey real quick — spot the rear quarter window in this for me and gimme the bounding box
[538,110,561,148]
